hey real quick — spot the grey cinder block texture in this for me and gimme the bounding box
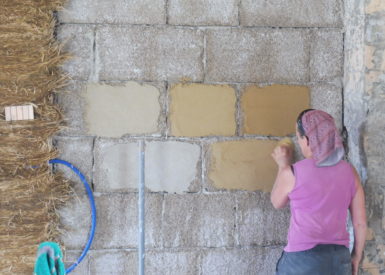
[57,25,94,80]
[56,81,87,136]
[89,250,138,275]
[168,0,238,26]
[92,193,163,249]
[240,0,343,27]
[310,83,343,130]
[365,98,385,184]
[63,250,89,275]
[59,196,91,250]
[59,0,166,25]
[236,192,290,246]
[93,139,140,192]
[162,194,236,248]
[310,30,344,82]
[54,136,94,194]
[201,247,283,275]
[96,26,204,82]
[205,28,310,83]
[145,249,201,275]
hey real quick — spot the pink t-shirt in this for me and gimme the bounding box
[284,158,356,252]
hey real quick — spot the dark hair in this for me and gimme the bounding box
[296,109,314,137]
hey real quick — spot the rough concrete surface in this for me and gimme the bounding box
[96,26,204,81]
[310,30,344,82]
[56,81,88,136]
[162,194,236,248]
[240,0,343,27]
[168,0,238,26]
[201,246,283,275]
[54,136,94,194]
[59,0,166,24]
[89,250,138,275]
[93,139,140,192]
[57,24,94,80]
[206,28,310,83]
[236,192,290,246]
[92,193,163,249]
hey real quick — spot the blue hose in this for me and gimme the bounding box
[49,159,97,274]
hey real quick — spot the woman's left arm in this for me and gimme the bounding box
[271,146,295,209]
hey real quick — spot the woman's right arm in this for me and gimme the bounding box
[349,167,367,275]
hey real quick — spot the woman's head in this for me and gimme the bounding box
[295,109,344,166]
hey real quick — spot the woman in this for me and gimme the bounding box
[271,109,367,275]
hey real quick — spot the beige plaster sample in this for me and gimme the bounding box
[208,140,278,192]
[242,85,310,136]
[84,82,161,137]
[366,0,385,14]
[170,83,236,136]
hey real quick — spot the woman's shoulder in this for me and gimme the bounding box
[293,158,315,167]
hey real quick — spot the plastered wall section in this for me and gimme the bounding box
[360,0,385,274]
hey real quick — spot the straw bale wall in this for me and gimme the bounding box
[0,1,70,273]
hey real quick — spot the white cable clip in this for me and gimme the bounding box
[5,105,34,121]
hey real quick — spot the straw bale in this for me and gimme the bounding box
[0,0,71,273]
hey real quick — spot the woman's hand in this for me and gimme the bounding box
[271,145,293,169]
[351,253,361,275]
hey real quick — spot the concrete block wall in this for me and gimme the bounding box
[360,0,385,273]
[56,1,344,274]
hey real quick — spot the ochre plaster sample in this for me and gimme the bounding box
[170,83,236,136]
[208,140,278,192]
[242,85,310,136]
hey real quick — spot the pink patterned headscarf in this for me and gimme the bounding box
[301,110,344,167]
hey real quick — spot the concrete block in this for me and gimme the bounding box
[169,83,236,136]
[310,83,343,130]
[57,24,94,80]
[364,99,385,183]
[236,192,290,246]
[162,194,235,247]
[241,85,310,136]
[59,0,166,24]
[240,0,343,27]
[146,249,201,275]
[310,30,344,82]
[201,246,283,275]
[56,81,87,136]
[168,0,238,26]
[93,139,139,192]
[206,28,310,82]
[89,250,137,275]
[145,141,201,193]
[207,140,278,192]
[54,136,94,194]
[58,196,91,250]
[92,193,162,249]
[84,82,161,137]
[97,26,204,81]
[63,250,89,275]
